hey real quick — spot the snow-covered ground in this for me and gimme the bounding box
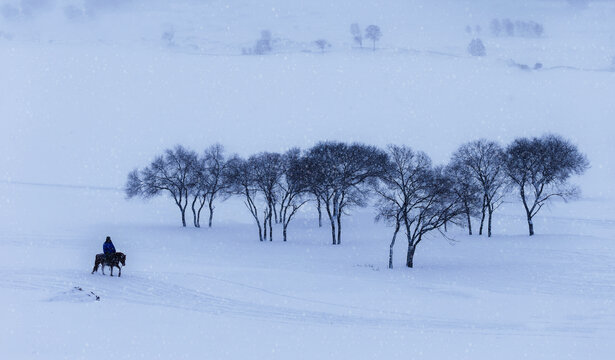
[1,0,614,359]
[1,184,614,359]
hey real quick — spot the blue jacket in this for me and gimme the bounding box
[103,241,116,254]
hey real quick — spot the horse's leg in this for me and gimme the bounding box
[101,263,105,275]
[110,265,114,277]
[118,265,121,277]
[92,262,98,274]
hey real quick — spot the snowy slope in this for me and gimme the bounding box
[1,0,615,359]
[1,184,614,359]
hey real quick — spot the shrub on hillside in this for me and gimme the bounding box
[243,30,273,55]
[314,39,331,53]
[161,29,175,47]
[468,38,486,56]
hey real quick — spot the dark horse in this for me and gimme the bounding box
[92,252,126,277]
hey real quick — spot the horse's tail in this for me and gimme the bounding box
[92,255,100,274]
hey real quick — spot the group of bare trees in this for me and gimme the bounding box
[126,135,588,268]
[375,146,463,268]
[489,18,544,38]
[126,144,231,229]
[226,150,307,242]
[374,136,588,268]
[447,136,588,238]
[350,23,382,51]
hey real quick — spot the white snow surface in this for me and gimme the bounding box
[1,0,615,359]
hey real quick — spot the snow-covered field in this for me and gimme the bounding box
[1,183,614,359]
[1,0,614,359]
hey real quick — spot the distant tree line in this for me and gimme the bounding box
[489,18,544,38]
[126,135,588,268]
[240,24,384,56]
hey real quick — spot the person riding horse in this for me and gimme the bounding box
[103,236,116,262]
[92,236,126,277]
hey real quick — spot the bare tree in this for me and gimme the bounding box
[505,134,589,236]
[445,159,483,235]
[314,39,331,53]
[226,156,265,241]
[452,140,507,237]
[249,152,285,241]
[254,30,272,55]
[202,144,232,227]
[161,28,175,47]
[502,18,514,36]
[375,146,431,268]
[304,141,388,245]
[190,159,208,228]
[350,23,363,48]
[375,146,463,268]
[305,185,323,228]
[365,25,382,51]
[375,200,403,269]
[189,144,232,228]
[126,145,199,227]
[277,148,309,241]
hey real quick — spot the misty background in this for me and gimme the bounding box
[1,0,614,195]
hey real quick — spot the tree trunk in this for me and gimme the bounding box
[389,220,400,269]
[336,209,342,245]
[527,215,534,236]
[251,204,263,241]
[268,202,273,241]
[191,196,199,228]
[325,200,337,245]
[208,197,215,228]
[317,198,322,228]
[327,212,336,245]
[406,242,417,268]
[521,187,535,236]
[245,192,263,241]
[256,221,263,241]
[479,196,486,235]
[283,224,288,242]
[329,218,336,245]
[263,209,268,240]
[466,207,473,235]
[196,195,207,229]
[268,212,273,242]
[179,203,187,227]
[175,198,187,227]
[487,208,493,237]
[280,203,286,226]
[273,202,279,224]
